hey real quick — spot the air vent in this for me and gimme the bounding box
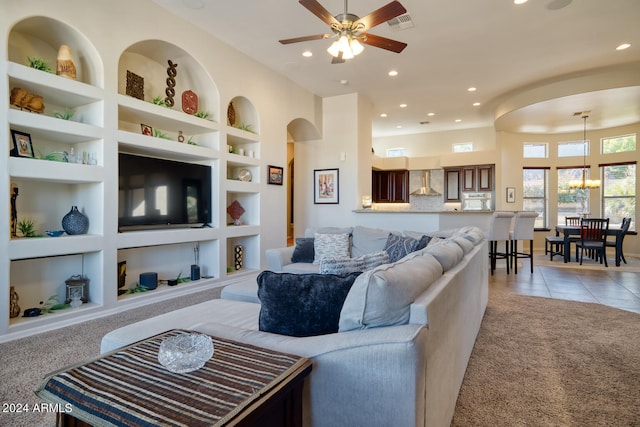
[573,110,591,117]
[419,121,430,125]
[387,13,414,31]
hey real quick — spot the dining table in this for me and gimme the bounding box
[555,224,625,266]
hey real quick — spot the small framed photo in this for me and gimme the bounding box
[314,168,339,204]
[140,123,153,136]
[268,165,284,185]
[11,130,35,158]
[506,187,516,203]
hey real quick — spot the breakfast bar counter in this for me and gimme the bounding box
[352,209,494,232]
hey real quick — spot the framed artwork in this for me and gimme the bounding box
[314,168,339,204]
[268,165,283,185]
[11,130,34,158]
[140,123,153,136]
[506,187,516,203]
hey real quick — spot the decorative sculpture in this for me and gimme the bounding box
[226,200,245,226]
[10,286,20,318]
[56,44,76,80]
[10,184,18,237]
[165,60,178,107]
[234,245,244,271]
[10,87,45,113]
[126,70,144,100]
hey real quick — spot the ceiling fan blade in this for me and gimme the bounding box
[361,33,407,53]
[353,1,406,30]
[299,0,340,27]
[279,34,332,44]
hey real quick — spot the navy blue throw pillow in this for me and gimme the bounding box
[291,238,315,263]
[413,235,432,251]
[384,233,418,263]
[257,271,360,337]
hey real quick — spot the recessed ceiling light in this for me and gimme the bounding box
[340,79,349,85]
[388,70,398,76]
[455,119,462,123]
[302,50,313,57]
[380,113,388,117]
[473,102,481,106]
[514,0,528,4]
[616,43,631,50]
[396,125,403,129]
[467,87,477,92]
[427,112,435,116]
[400,103,407,108]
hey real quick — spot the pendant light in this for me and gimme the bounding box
[568,114,600,189]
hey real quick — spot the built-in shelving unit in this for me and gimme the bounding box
[1,17,263,342]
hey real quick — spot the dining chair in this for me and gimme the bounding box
[509,211,538,274]
[605,217,631,266]
[487,211,515,275]
[575,218,610,267]
[544,216,580,261]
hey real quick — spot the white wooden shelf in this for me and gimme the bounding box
[9,235,103,260]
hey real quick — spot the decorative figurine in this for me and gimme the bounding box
[10,184,18,237]
[56,44,77,80]
[226,200,245,226]
[10,286,20,318]
[234,245,244,271]
[165,60,178,107]
[178,131,185,143]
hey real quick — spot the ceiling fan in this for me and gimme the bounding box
[279,0,408,64]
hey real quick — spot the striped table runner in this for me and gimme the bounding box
[36,330,311,427]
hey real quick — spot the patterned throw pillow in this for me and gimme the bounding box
[320,257,364,274]
[383,233,418,263]
[360,251,390,270]
[413,235,432,251]
[313,233,350,265]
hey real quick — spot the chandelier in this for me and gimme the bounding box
[568,114,601,189]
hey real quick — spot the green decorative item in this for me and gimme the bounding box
[17,218,41,237]
[152,96,169,107]
[27,56,53,73]
[53,109,74,120]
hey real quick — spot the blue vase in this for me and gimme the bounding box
[62,206,89,235]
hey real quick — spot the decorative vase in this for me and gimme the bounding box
[9,286,20,318]
[56,44,76,80]
[234,245,244,271]
[62,206,89,235]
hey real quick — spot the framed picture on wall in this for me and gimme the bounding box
[314,168,339,204]
[267,165,283,185]
[506,187,516,203]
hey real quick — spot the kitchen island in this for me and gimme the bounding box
[352,209,494,233]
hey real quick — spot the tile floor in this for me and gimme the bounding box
[490,258,640,314]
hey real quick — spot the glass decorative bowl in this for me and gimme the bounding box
[45,230,65,237]
[158,333,214,373]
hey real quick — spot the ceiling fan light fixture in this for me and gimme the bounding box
[327,35,363,59]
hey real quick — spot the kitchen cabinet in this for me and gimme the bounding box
[445,164,494,201]
[444,168,461,201]
[372,170,409,203]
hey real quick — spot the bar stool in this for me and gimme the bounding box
[510,211,538,274]
[487,211,515,275]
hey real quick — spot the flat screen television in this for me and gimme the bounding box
[118,153,212,231]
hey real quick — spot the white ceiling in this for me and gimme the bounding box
[154,0,640,137]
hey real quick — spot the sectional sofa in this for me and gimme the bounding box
[101,226,488,427]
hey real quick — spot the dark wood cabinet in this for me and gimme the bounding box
[372,170,409,203]
[445,164,494,201]
[444,168,461,201]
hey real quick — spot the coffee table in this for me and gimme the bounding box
[36,329,312,427]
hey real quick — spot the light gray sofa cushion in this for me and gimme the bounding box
[319,257,364,274]
[425,238,464,272]
[351,226,390,258]
[338,250,443,331]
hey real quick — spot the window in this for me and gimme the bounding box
[452,142,473,153]
[557,167,591,223]
[558,140,589,157]
[602,134,636,154]
[523,143,548,158]
[386,148,405,157]
[523,168,548,228]
[601,162,636,231]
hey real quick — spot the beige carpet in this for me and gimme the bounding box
[1,282,639,426]
[452,287,640,426]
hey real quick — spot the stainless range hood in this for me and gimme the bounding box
[410,170,441,196]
